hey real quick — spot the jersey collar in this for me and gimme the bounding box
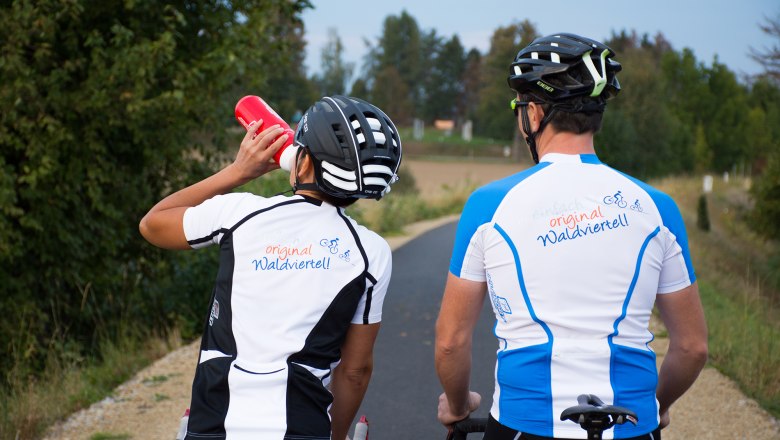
[296,194,324,206]
[539,153,601,164]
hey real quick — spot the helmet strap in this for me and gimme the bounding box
[292,147,319,193]
[520,104,557,164]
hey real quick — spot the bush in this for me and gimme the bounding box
[697,193,711,231]
[751,152,780,240]
[0,0,310,409]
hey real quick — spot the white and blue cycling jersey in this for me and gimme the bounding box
[449,153,695,439]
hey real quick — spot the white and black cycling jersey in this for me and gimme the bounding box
[450,153,695,439]
[181,193,391,440]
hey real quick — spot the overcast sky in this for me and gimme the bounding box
[301,0,778,80]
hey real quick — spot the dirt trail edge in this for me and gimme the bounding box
[43,214,779,440]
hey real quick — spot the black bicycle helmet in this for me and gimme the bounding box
[294,96,402,200]
[507,33,622,104]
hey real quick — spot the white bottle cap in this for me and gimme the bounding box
[278,145,299,172]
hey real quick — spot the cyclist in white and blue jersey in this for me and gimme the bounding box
[140,96,402,440]
[435,34,708,440]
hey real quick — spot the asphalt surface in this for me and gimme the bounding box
[357,220,497,440]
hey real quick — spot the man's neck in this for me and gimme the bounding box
[536,129,596,157]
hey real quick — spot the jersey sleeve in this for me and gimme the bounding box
[351,235,392,324]
[654,192,697,293]
[183,192,253,249]
[449,188,497,282]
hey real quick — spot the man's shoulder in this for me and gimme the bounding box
[610,170,676,205]
[471,164,546,199]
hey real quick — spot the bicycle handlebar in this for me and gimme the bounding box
[446,417,488,440]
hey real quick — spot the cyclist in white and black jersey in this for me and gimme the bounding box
[140,96,402,440]
[435,34,708,440]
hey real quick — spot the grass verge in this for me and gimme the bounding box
[0,330,180,440]
[655,175,779,419]
[698,280,780,416]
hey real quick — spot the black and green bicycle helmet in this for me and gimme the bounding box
[507,33,622,163]
[507,33,622,103]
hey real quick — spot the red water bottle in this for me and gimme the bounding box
[235,95,297,171]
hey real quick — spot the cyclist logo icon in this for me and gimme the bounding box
[603,190,628,208]
[319,237,339,254]
[630,199,643,212]
[339,250,351,262]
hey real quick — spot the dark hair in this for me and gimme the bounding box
[522,59,606,135]
[525,94,605,134]
[318,192,358,208]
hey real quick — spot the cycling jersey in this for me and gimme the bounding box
[449,153,695,439]
[181,193,391,440]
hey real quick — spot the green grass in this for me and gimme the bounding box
[0,330,180,440]
[655,175,780,418]
[89,433,132,440]
[142,374,170,386]
[698,280,780,416]
[348,180,475,236]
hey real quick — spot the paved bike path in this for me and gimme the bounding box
[358,219,495,439]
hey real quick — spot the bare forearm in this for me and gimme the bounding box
[435,338,473,417]
[656,343,707,414]
[434,275,485,422]
[330,364,372,440]
[655,283,708,416]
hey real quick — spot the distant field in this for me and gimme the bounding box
[403,157,529,199]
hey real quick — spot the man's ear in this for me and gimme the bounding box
[296,151,316,183]
[527,101,545,132]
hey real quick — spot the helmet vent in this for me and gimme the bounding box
[348,116,365,147]
[349,114,389,149]
[331,124,348,149]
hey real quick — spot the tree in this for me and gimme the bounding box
[703,61,750,172]
[598,32,695,177]
[370,65,414,125]
[0,0,311,381]
[750,13,780,84]
[358,10,424,122]
[421,34,466,122]
[349,78,370,100]
[747,77,780,171]
[313,28,354,96]
[474,20,538,141]
[692,123,713,173]
[749,12,780,239]
[459,49,482,123]
[263,9,317,120]
[751,152,780,240]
